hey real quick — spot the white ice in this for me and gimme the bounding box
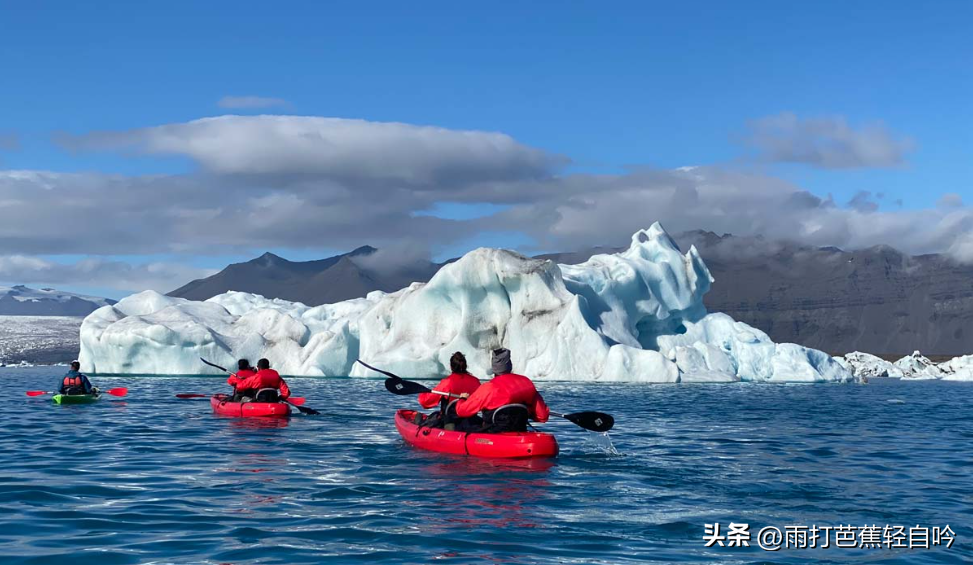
[837,350,973,382]
[80,223,854,383]
[837,352,905,379]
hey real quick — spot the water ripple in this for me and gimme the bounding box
[0,369,970,563]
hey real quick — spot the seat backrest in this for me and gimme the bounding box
[254,388,279,402]
[492,403,528,421]
[443,399,461,422]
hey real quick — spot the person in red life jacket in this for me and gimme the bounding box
[454,348,549,433]
[227,359,257,399]
[59,361,97,395]
[414,352,481,429]
[232,358,291,402]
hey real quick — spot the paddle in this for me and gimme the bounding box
[199,357,319,415]
[550,411,614,433]
[26,387,128,397]
[358,359,615,432]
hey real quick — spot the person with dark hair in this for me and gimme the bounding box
[231,358,291,402]
[227,359,257,399]
[414,351,482,429]
[454,348,549,433]
[58,360,97,395]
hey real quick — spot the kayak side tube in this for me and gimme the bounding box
[394,409,558,459]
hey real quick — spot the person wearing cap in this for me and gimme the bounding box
[58,360,97,395]
[453,348,549,433]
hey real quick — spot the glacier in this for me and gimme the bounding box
[79,223,854,383]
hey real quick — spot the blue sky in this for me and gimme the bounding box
[0,1,971,297]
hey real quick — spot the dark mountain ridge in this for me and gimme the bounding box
[168,233,973,356]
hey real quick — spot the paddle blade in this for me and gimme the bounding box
[563,411,614,432]
[384,377,430,395]
[286,397,305,405]
[105,387,128,397]
[176,393,208,399]
[26,390,50,397]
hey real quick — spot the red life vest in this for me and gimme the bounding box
[62,374,86,394]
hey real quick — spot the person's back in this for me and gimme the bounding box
[234,358,290,401]
[454,349,549,432]
[228,359,257,399]
[59,361,95,395]
[417,352,481,429]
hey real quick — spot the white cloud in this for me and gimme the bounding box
[0,255,216,293]
[217,96,290,109]
[57,115,567,186]
[744,112,914,169]
[3,114,970,294]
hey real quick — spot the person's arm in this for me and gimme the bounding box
[234,373,259,391]
[418,377,450,408]
[227,374,240,388]
[531,392,550,423]
[278,378,290,399]
[454,384,492,418]
[81,374,95,394]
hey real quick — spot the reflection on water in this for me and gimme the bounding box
[1,370,971,564]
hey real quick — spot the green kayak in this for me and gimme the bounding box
[53,393,100,405]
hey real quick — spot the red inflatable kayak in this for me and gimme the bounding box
[394,409,558,459]
[210,393,291,418]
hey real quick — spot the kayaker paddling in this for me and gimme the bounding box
[414,351,482,430]
[231,358,291,402]
[227,359,257,400]
[59,361,98,396]
[454,348,550,433]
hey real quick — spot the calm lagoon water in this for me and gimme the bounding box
[1,367,970,564]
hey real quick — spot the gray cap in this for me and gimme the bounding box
[491,348,512,375]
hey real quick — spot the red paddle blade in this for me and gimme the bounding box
[176,393,208,399]
[26,390,50,397]
[287,397,305,405]
[105,387,128,397]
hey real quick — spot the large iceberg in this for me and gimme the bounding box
[79,223,853,383]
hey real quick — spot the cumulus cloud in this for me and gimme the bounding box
[217,96,291,109]
[57,115,567,186]
[744,112,914,169]
[0,255,216,293]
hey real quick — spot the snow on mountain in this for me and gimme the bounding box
[0,285,115,316]
[79,223,854,383]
